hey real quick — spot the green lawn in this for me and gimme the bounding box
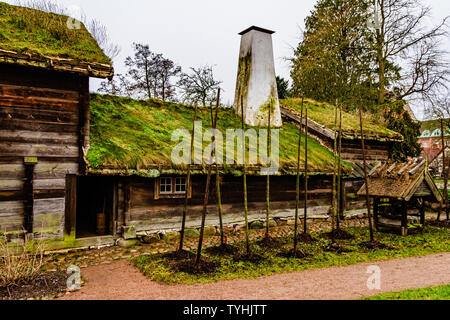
[364,284,450,300]
[133,226,449,285]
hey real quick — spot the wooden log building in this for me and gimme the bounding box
[0,3,416,249]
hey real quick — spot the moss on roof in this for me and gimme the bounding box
[0,2,111,65]
[88,94,350,175]
[281,98,403,141]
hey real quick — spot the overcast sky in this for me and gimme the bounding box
[7,0,450,119]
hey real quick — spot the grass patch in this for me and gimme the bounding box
[88,94,349,174]
[132,226,449,285]
[281,98,402,140]
[0,2,110,64]
[364,284,450,300]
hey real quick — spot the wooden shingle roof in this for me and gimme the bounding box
[357,161,442,202]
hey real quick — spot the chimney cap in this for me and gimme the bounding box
[239,26,275,36]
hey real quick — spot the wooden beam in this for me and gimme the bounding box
[23,162,36,234]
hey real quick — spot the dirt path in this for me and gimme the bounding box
[60,252,450,300]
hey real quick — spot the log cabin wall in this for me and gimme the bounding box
[340,139,391,161]
[116,175,333,233]
[0,64,88,239]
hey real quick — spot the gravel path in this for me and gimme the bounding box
[60,252,450,300]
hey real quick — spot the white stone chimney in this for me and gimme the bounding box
[234,26,282,127]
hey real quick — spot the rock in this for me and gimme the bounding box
[183,228,200,237]
[117,238,137,248]
[140,234,160,244]
[203,226,217,236]
[274,218,288,226]
[122,226,137,240]
[249,220,265,230]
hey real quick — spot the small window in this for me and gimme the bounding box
[175,177,187,193]
[160,177,172,194]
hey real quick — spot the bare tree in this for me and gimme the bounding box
[98,74,133,97]
[371,0,449,104]
[178,66,222,106]
[125,43,181,101]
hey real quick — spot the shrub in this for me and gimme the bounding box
[0,234,44,288]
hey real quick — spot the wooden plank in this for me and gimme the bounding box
[0,130,78,145]
[35,162,79,179]
[33,198,65,215]
[0,84,79,101]
[0,119,78,133]
[0,107,78,124]
[0,164,24,179]
[0,142,79,157]
[23,163,35,233]
[0,179,23,191]
[0,95,79,112]
[34,179,66,190]
[0,200,24,217]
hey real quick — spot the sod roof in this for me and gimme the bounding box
[0,2,113,78]
[87,94,352,176]
[280,98,403,142]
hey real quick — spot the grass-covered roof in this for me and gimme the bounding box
[281,98,403,141]
[0,2,113,77]
[88,94,350,176]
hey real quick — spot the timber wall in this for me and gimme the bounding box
[0,64,87,239]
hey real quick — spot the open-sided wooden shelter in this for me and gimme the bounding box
[357,161,442,235]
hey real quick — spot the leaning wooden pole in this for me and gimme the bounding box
[359,109,374,242]
[331,101,338,242]
[336,102,343,230]
[294,97,304,252]
[195,100,219,266]
[265,99,272,238]
[241,96,250,254]
[303,102,309,234]
[213,89,225,245]
[440,119,448,221]
[179,103,198,252]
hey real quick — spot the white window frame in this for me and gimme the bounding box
[160,177,173,194]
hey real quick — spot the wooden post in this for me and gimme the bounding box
[212,90,225,246]
[337,102,343,229]
[373,198,379,229]
[124,181,131,227]
[78,76,90,175]
[64,174,77,240]
[23,160,36,235]
[241,96,250,254]
[420,198,425,227]
[294,97,304,252]
[196,94,220,265]
[303,101,309,234]
[265,97,271,238]
[401,201,408,236]
[332,101,338,240]
[440,119,448,220]
[179,103,199,252]
[359,109,375,242]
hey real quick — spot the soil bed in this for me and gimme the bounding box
[359,241,391,250]
[0,272,67,300]
[256,236,286,249]
[232,252,266,264]
[171,259,219,275]
[324,242,352,253]
[162,250,196,261]
[278,248,309,259]
[296,233,317,243]
[205,244,239,256]
[323,229,355,240]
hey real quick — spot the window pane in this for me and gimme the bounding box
[160,177,172,193]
